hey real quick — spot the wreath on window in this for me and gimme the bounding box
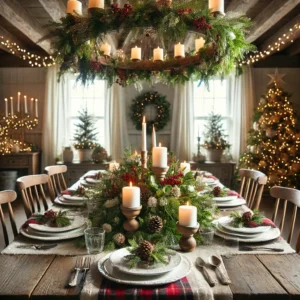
[131,91,170,134]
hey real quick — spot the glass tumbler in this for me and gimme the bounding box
[84,227,105,254]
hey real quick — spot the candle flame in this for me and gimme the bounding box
[142,115,146,123]
[159,142,162,147]
[24,95,27,99]
[35,99,38,102]
[31,98,34,101]
[134,150,137,155]
[10,97,13,100]
[186,201,190,206]
[4,98,7,101]
[129,181,132,187]
[18,92,20,95]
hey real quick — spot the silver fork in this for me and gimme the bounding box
[69,257,83,287]
[80,257,91,286]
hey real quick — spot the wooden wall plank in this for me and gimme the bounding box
[226,0,260,14]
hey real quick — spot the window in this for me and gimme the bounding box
[68,79,106,147]
[193,79,230,148]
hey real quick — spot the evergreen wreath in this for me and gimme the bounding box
[131,91,170,133]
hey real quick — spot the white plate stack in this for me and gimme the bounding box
[212,195,246,208]
[55,194,86,206]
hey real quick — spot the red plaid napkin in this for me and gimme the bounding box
[84,174,96,180]
[227,190,243,199]
[61,190,71,195]
[204,175,218,180]
[261,218,276,228]
[99,277,193,299]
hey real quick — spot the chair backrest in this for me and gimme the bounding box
[45,165,68,197]
[0,190,18,247]
[239,169,268,209]
[270,186,300,253]
[17,174,55,218]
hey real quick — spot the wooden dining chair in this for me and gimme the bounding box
[17,174,55,219]
[239,169,268,209]
[0,190,18,247]
[270,186,300,253]
[45,165,68,197]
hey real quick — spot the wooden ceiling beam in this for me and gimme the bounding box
[246,0,300,43]
[37,0,66,22]
[226,0,260,15]
[0,26,28,54]
[286,38,300,55]
[0,0,51,53]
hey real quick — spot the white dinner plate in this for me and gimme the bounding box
[215,226,280,243]
[98,254,192,286]
[109,248,182,276]
[202,178,216,184]
[212,195,238,202]
[218,216,271,234]
[63,194,86,201]
[216,224,261,238]
[85,178,102,184]
[20,225,86,241]
[54,198,85,207]
[28,215,86,233]
[216,198,246,208]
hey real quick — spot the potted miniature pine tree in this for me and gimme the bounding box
[73,107,98,162]
[203,112,230,162]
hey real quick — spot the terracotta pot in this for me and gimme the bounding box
[206,149,223,162]
[62,147,74,163]
[77,149,93,162]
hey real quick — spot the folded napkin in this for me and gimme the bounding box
[61,190,72,195]
[227,190,243,199]
[84,174,96,180]
[261,218,276,228]
[99,277,193,300]
[204,175,218,181]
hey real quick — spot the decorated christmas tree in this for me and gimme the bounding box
[240,70,300,188]
[73,107,98,149]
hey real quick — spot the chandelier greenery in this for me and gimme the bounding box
[44,0,255,87]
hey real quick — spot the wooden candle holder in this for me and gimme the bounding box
[120,205,142,232]
[176,222,200,252]
[152,166,169,181]
[141,150,148,169]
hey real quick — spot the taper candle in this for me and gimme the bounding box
[122,182,140,208]
[30,98,34,115]
[152,125,157,148]
[179,204,197,227]
[174,42,185,58]
[10,97,14,116]
[35,99,38,118]
[153,46,164,61]
[195,37,205,52]
[24,95,28,114]
[152,143,168,168]
[142,116,147,151]
[4,98,8,117]
[67,0,82,15]
[100,43,111,56]
[208,0,224,14]
[88,0,104,9]
[131,46,141,60]
[17,92,20,112]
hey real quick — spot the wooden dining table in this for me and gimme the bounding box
[1,171,299,300]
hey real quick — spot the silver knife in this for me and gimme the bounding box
[16,244,57,250]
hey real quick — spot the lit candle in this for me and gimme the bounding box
[195,37,205,53]
[17,92,20,112]
[174,42,185,58]
[131,46,141,61]
[67,0,82,15]
[152,143,168,168]
[100,43,111,56]
[209,0,224,14]
[179,204,197,227]
[109,160,120,172]
[88,0,104,9]
[10,97,14,116]
[152,125,156,148]
[122,182,140,208]
[153,46,164,61]
[180,161,191,174]
[4,98,8,117]
[24,95,28,114]
[142,116,147,151]
[30,98,34,114]
[35,99,38,118]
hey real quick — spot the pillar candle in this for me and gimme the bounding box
[142,116,147,151]
[195,37,205,53]
[30,98,34,115]
[209,0,224,14]
[152,125,156,148]
[174,42,185,58]
[180,161,191,174]
[131,46,141,60]
[10,97,14,116]
[4,98,8,117]
[17,92,20,112]
[122,182,140,208]
[153,47,164,61]
[88,0,104,9]
[35,99,38,118]
[152,143,168,167]
[24,95,28,114]
[179,205,197,227]
[100,43,111,56]
[67,0,82,15]
[109,160,120,172]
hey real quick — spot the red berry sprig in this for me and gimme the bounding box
[178,8,193,16]
[89,61,101,71]
[160,172,184,186]
[193,17,212,32]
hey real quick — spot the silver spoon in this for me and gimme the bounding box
[208,255,231,285]
[196,257,216,287]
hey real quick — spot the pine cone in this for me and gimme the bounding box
[170,186,181,198]
[113,233,126,247]
[212,186,221,197]
[136,241,154,261]
[148,216,163,233]
[140,187,153,204]
[242,211,253,224]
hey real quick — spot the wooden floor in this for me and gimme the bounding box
[0,194,299,252]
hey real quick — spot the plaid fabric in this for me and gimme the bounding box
[204,175,218,181]
[61,190,71,195]
[227,190,243,199]
[99,277,193,300]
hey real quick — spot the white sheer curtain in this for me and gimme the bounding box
[170,81,194,161]
[105,83,129,160]
[42,66,70,169]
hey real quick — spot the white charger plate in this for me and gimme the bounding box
[20,225,86,241]
[218,216,271,234]
[216,224,261,238]
[28,215,86,233]
[216,198,246,208]
[63,194,86,201]
[98,254,192,286]
[212,195,238,202]
[109,248,182,276]
[54,198,85,207]
[85,178,102,184]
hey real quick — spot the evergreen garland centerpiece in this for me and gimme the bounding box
[203,112,230,162]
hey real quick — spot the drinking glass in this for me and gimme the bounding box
[86,198,98,215]
[84,227,105,254]
[199,227,215,245]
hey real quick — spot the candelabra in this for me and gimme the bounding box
[193,136,205,163]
